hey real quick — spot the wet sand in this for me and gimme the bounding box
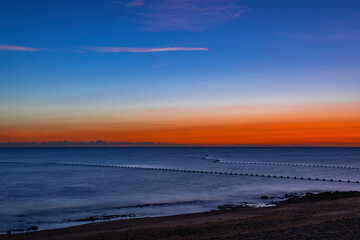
[3,195,360,240]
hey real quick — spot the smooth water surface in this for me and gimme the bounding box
[0,147,359,233]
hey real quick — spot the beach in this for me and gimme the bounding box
[3,193,360,240]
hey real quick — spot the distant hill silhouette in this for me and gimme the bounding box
[0,141,283,147]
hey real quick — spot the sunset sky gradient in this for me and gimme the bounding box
[1,0,360,146]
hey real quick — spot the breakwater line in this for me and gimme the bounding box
[206,158,360,170]
[1,161,360,184]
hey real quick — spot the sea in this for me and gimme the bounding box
[1,147,360,234]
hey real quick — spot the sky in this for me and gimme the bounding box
[0,0,360,146]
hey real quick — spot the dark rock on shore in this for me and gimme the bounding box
[218,203,246,210]
[72,214,135,222]
[6,226,38,234]
[135,203,165,208]
[284,193,298,198]
[281,191,360,204]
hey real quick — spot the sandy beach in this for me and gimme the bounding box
[3,192,360,240]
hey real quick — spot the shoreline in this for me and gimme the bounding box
[3,192,360,240]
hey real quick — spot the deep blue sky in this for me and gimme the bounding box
[1,0,360,145]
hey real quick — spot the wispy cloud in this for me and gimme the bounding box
[278,31,360,41]
[85,47,208,52]
[113,0,145,7]
[116,0,246,31]
[145,108,178,113]
[0,44,42,51]
[0,45,207,53]
[144,105,250,113]
[127,0,145,7]
[150,63,169,67]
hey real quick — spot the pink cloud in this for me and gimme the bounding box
[85,47,208,53]
[127,0,145,7]
[0,45,42,51]
[117,0,246,31]
[112,0,145,6]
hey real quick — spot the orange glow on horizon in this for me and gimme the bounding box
[1,103,360,147]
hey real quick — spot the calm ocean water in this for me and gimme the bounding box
[1,147,360,233]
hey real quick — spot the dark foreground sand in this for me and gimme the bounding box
[3,194,360,240]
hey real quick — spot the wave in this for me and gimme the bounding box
[114,199,207,209]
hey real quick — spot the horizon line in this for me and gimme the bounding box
[0,141,358,148]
